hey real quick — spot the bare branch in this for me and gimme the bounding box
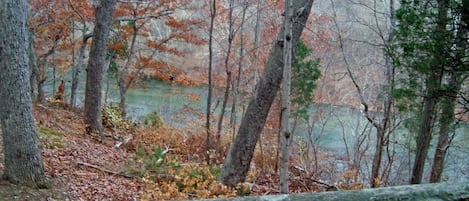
[114,10,172,22]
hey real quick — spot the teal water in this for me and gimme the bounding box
[43,73,468,184]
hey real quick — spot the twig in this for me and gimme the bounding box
[308,178,333,188]
[77,161,136,179]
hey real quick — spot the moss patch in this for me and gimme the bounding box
[38,126,67,149]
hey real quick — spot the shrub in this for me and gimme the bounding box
[140,112,163,128]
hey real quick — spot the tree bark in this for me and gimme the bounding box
[371,128,385,187]
[253,0,262,88]
[219,0,314,187]
[0,0,46,186]
[84,0,117,136]
[29,31,39,102]
[206,0,216,164]
[429,78,457,183]
[280,0,293,194]
[71,33,91,109]
[118,15,140,118]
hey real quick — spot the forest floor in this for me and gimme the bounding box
[0,103,337,201]
[0,104,145,200]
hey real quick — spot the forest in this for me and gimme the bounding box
[0,0,468,200]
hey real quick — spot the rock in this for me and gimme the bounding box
[195,182,469,201]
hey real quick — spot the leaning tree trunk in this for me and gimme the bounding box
[0,0,46,186]
[219,0,314,187]
[84,0,117,136]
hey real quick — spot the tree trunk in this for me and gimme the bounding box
[206,0,216,164]
[71,33,91,109]
[84,0,117,136]
[219,0,314,187]
[253,0,262,88]
[411,75,440,184]
[430,0,468,182]
[36,38,59,104]
[374,0,396,187]
[36,62,47,104]
[216,0,235,154]
[280,0,293,194]
[119,85,128,116]
[371,128,385,187]
[118,21,139,118]
[29,31,38,102]
[0,0,46,186]
[230,0,248,136]
[411,0,447,184]
[429,79,457,183]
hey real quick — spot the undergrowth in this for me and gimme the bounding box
[126,146,247,200]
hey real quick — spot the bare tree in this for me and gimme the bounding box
[216,0,235,154]
[331,0,397,187]
[219,0,314,187]
[230,0,248,136]
[69,1,93,109]
[206,0,216,164]
[279,0,294,194]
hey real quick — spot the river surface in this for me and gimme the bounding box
[45,76,468,185]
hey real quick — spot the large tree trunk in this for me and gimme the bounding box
[219,0,314,187]
[84,0,117,136]
[411,0,448,184]
[0,0,46,186]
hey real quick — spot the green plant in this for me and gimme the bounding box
[102,104,137,131]
[291,39,321,120]
[140,112,163,128]
[37,126,67,149]
[126,146,177,177]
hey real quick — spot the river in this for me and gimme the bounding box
[44,76,468,185]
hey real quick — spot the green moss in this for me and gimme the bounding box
[37,126,67,149]
[34,182,51,190]
[37,126,62,137]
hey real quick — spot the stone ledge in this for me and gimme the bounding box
[197,182,469,201]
